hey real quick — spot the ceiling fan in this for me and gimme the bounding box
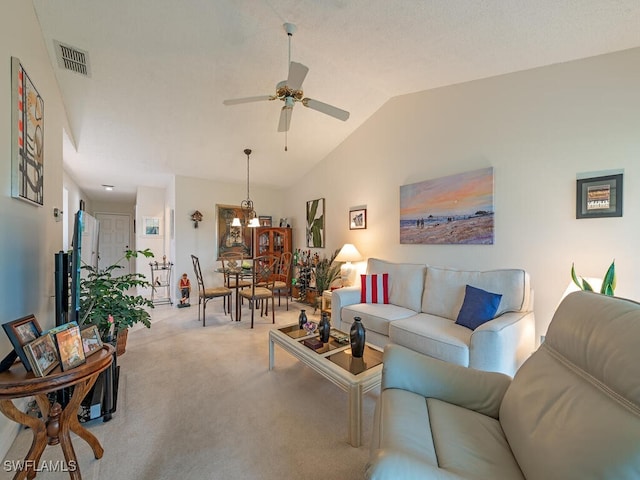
[223,23,350,135]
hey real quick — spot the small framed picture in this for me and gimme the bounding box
[576,173,623,219]
[349,208,367,230]
[24,334,59,377]
[55,324,86,371]
[2,315,42,372]
[142,216,162,236]
[259,215,272,227]
[80,325,103,357]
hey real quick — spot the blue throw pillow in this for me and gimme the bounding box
[455,285,502,330]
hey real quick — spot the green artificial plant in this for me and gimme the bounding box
[80,248,155,339]
[313,249,342,297]
[571,259,616,296]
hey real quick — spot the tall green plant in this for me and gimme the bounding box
[80,249,155,338]
[313,249,342,295]
[571,260,616,296]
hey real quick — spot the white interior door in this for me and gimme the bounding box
[96,213,131,276]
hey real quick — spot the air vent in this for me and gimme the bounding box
[53,40,91,77]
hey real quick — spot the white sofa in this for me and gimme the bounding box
[366,291,640,479]
[332,258,535,376]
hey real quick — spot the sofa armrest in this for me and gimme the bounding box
[331,286,361,326]
[470,310,535,377]
[382,344,511,419]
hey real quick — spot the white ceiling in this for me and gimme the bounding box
[32,0,640,203]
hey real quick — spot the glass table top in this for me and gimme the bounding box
[278,324,382,375]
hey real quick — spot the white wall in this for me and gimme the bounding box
[0,0,70,459]
[286,47,640,339]
[173,175,287,292]
[135,186,167,297]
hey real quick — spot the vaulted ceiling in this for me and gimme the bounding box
[32,0,640,202]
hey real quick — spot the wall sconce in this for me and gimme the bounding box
[335,243,364,287]
[191,210,203,228]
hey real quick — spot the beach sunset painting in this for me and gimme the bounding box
[400,167,494,245]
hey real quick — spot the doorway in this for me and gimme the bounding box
[96,213,132,276]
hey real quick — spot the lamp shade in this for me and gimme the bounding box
[335,244,363,263]
[231,217,242,227]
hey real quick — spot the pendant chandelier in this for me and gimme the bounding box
[232,148,260,228]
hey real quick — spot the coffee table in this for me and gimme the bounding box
[269,324,383,447]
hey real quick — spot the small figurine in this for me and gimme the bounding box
[178,273,191,308]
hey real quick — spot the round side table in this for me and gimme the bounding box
[0,344,114,480]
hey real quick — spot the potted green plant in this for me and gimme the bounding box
[79,248,155,354]
[312,249,342,309]
[571,260,616,296]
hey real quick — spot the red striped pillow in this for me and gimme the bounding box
[360,274,389,304]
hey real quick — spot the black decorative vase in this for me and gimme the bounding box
[350,317,366,358]
[319,312,331,343]
[298,310,308,329]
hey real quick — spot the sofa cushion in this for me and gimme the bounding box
[367,258,426,312]
[368,389,524,480]
[389,314,472,366]
[422,267,528,320]
[455,284,502,330]
[342,303,417,337]
[360,273,389,304]
[428,398,525,479]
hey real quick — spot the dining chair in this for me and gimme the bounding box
[239,255,278,328]
[270,251,292,311]
[191,254,232,326]
[220,252,252,321]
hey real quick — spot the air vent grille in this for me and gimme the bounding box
[54,40,91,77]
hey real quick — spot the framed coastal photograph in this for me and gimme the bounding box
[576,173,623,219]
[216,204,252,259]
[400,167,495,245]
[306,198,325,248]
[349,208,367,230]
[11,57,45,206]
[2,314,42,372]
[55,324,86,371]
[143,216,162,236]
[80,325,103,357]
[24,334,59,377]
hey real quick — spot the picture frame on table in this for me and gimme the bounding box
[349,208,367,230]
[576,173,623,219]
[2,314,42,372]
[80,325,103,357]
[54,324,86,371]
[24,334,59,377]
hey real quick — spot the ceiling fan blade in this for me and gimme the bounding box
[223,95,274,106]
[278,107,293,132]
[302,98,350,121]
[287,62,309,91]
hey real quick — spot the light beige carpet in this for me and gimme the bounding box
[1,300,376,479]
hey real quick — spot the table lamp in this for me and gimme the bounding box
[335,243,363,287]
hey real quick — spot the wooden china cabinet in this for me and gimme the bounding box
[254,226,292,263]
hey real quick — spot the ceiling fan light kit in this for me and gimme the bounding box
[223,22,349,150]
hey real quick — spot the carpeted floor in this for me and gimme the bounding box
[1,299,376,479]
